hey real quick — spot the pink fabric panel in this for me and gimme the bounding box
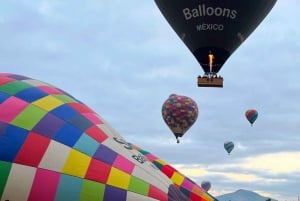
[28,168,60,201]
[82,113,103,125]
[0,96,28,123]
[38,86,64,94]
[113,155,135,174]
[181,178,195,191]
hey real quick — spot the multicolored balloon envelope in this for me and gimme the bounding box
[154,0,277,74]
[245,109,258,126]
[131,144,216,201]
[0,73,215,201]
[162,94,198,143]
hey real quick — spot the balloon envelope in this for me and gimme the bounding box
[201,181,211,192]
[162,94,198,142]
[0,73,205,201]
[154,0,277,74]
[131,144,216,201]
[245,109,258,125]
[224,141,234,154]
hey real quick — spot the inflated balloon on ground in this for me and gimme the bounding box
[131,144,215,201]
[0,73,216,201]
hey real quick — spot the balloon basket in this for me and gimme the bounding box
[197,75,223,88]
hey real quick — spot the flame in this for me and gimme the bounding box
[208,51,214,72]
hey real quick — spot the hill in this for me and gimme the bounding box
[216,189,277,201]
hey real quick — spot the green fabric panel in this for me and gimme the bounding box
[11,105,47,130]
[53,95,76,103]
[0,81,31,95]
[139,150,150,155]
[0,161,12,198]
[79,179,105,201]
[128,176,149,196]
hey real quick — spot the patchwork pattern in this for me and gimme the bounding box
[132,144,215,201]
[0,73,216,201]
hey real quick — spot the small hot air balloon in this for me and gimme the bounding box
[245,109,258,126]
[224,141,234,155]
[201,181,211,192]
[154,0,277,87]
[0,73,205,201]
[162,94,198,143]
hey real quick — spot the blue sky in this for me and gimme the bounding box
[1,1,300,200]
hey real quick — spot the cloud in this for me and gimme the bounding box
[241,152,300,174]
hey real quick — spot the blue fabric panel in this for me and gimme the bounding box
[0,125,29,162]
[54,123,82,147]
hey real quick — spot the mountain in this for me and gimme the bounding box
[216,189,278,201]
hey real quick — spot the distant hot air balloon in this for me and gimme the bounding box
[154,0,277,87]
[131,144,217,201]
[0,73,206,201]
[201,181,211,192]
[162,94,198,143]
[245,109,258,126]
[224,141,234,155]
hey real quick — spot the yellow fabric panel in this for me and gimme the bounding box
[155,159,168,166]
[32,95,64,111]
[62,149,91,178]
[170,172,184,186]
[107,167,131,190]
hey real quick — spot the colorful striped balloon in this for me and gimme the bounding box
[224,141,234,155]
[0,73,211,201]
[162,94,198,143]
[245,109,258,126]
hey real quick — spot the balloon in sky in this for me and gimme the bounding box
[154,0,277,87]
[201,181,211,192]
[224,141,234,155]
[131,144,216,201]
[0,73,213,201]
[245,109,258,126]
[162,94,198,143]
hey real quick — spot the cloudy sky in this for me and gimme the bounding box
[1,1,300,201]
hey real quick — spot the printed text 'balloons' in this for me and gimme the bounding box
[154,0,277,74]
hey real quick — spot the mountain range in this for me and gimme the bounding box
[216,189,278,201]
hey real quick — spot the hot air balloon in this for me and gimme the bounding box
[245,109,258,126]
[201,181,211,192]
[224,141,234,155]
[0,73,206,201]
[131,144,216,201]
[162,94,198,143]
[154,0,277,87]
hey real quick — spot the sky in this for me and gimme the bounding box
[0,1,300,201]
